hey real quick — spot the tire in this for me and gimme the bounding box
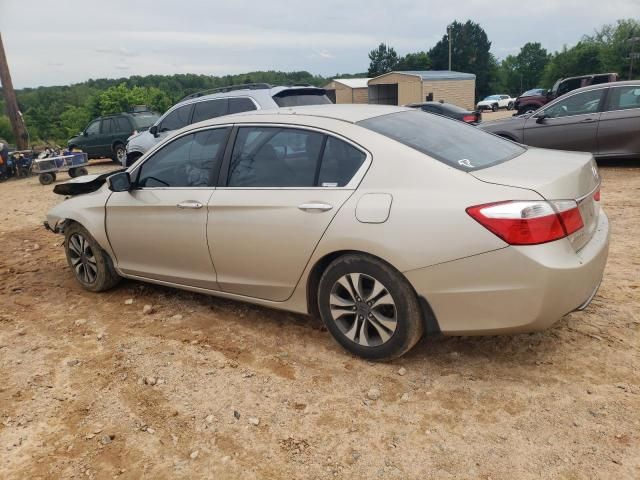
[507,102,514,110]
[112,143,126,164]
[69,168,77,178]
[64,223,121,292]
[519,105,538,115]
[317,254,424,360]
[491,103,498,112]
[76,167,88,176]
[39,173,54,185]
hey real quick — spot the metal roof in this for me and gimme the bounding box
[332,78,372,89]
[376,70,476,81]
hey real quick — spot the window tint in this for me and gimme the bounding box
[137,128,229,188]
[421,105,441,114]
[101,119,114,134]
[228,127,324,187]
[272,89,332,107]
[85,120,100,135]
[358,110,525,171]
[192,99,228,123]
[114,117,131,132]
[228,97,257,114]
[318,137,366,187]
[557,78,583,96]
[606,86,640,111]
[544,89,604,118]
[160,104,194,132]
[132,113,159,130]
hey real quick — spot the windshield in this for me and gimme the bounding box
[357,110,525,171]
[272,88,332,107]
[132,113,160,130]
[522,88,545,97]
[484,95,501,100]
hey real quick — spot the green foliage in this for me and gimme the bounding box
[428,20,494,99]
[0,115,15,144]
[368,43,399,76]
[541,42,604,87]
[397,51,431,71]
[95,83,172,116]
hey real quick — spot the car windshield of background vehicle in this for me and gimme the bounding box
[544,89,604,118]
[358,110,525,171]
[484,95,500,100]
[133,113,159,130]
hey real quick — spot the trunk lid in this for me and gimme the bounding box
[470,147,601,251]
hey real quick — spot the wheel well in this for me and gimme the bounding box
[112,141,125,151]
[305,250,440,333]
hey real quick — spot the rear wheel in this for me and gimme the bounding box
[39,172,55,185]
[112,143,126,164]
[64,223,121,292]
[507,102,514,110]
[318,254,424,360]
[491,103,498,112]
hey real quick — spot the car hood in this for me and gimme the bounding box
[478,115,528,132]
[68,135,82,145]
[53,170,123,196]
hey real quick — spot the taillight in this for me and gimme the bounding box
[462,114,476,123]
[466,200,584,245]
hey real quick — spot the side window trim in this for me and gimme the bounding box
[215,123,371,190]
[131,126,232,189]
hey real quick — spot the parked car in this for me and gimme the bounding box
[480,81,640,159]
[45,104,609,359]
[124,83,332,166]
[405,101,481,124]
[476,95,515,112]
[68,110,159,163]
[514,73,619,114]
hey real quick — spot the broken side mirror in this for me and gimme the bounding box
[106,171,132,192]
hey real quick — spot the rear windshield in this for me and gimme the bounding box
[272,89,332,107]
[132,113,160,130]
[357,110,525,171]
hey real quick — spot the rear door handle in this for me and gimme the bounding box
[298,203,333,212]
[177,201,203,209]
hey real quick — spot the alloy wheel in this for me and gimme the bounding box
[116,147,126,162]
[68,233,98,284]
[329,273,397,347]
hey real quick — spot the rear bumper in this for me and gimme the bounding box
[404,212,610,335]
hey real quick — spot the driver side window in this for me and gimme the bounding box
[543,89,604,119]
[137,128,230,188]
[159,104,194,132]
[85,120,100,135]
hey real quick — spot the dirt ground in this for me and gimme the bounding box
[0,158,638,480]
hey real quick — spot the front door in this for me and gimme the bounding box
[523,88,606,153]
[81,119,102,156]
[106,127,230,289]
[208,126,367,301]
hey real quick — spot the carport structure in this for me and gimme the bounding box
[324,78,371,104]
[368,71,476,110]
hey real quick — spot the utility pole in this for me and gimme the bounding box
[0,32,28,149]
[448,25,452,71]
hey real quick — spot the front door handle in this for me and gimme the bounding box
[298,202,333,212]
[177,201,203,209]
[580,118,596,123]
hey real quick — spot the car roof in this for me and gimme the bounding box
[176,85,324,105]
[559,79,640,96]
[231,104,410,123]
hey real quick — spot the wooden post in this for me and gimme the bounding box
[0,32,28,149]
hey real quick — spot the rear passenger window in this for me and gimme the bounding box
[160,104,194,132]
[227,127,323,187]
[115,117,131,132]
[101,119,114,134]
[228,97,257,114]
[192,99,228,123]
[318,137,366,187]
[606,86,640,111]
[137,128,229,188]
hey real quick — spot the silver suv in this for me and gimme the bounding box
[124,83,331,166]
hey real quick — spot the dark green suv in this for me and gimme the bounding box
[68,111,159,163]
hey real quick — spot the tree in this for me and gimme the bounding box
[428,20,494,99]
[368,43,399,77]
[515,42,549,91]
[584,19,640,79]
[541,42,603,87]
[397,51,431,71]
[96,83,172,116]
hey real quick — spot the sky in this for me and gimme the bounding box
[1,0,639,88]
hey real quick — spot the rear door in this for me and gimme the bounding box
[191,98,228,124]
[597,84,640,157]
[523,88,606,152]
[207,125,367,301]
[106,127,230,288]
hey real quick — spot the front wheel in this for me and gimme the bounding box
[507,102,514,110]
[318,254,424,360]
[64,223,121,292]
[491,103,498,112]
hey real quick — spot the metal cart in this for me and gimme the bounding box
[31,152,89,185]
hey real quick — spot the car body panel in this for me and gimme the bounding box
[105,189,218,289]
[522,112,601,152]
